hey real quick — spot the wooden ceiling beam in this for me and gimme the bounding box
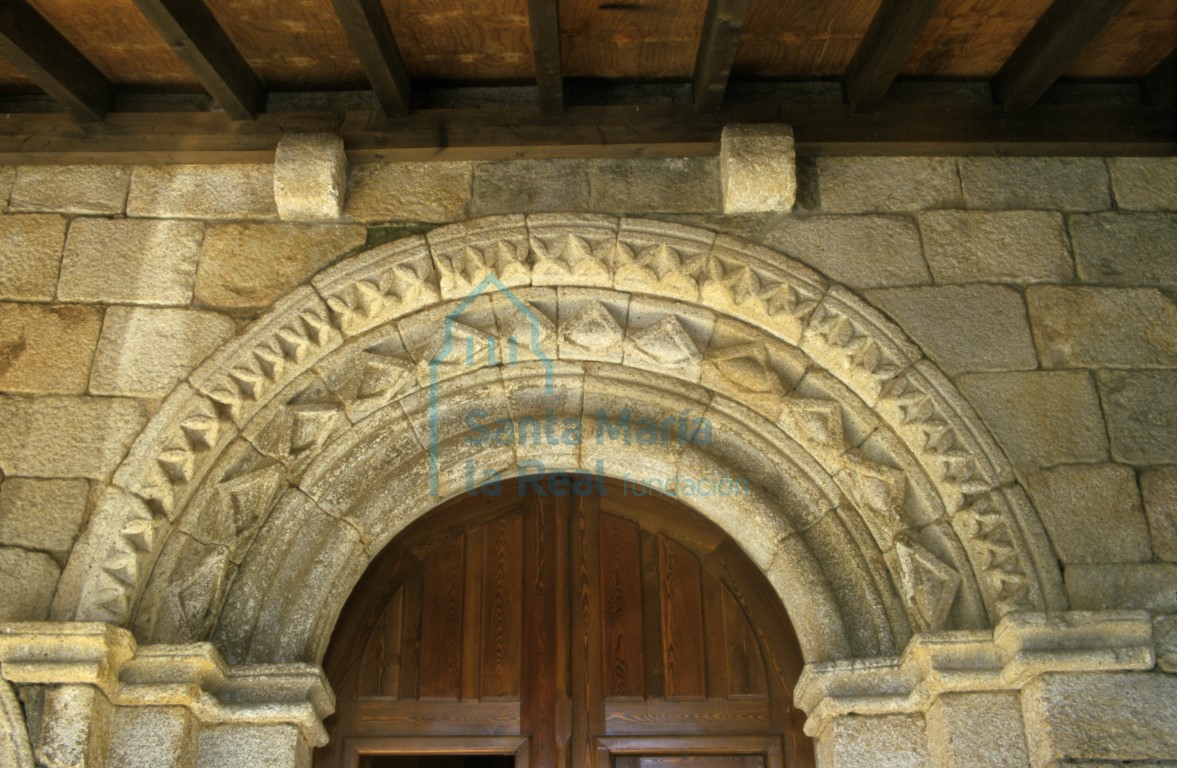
[993,0,1129,113]
[842,0,940,111]
[329,0,410,117]
[130,0,262,120]
[1144,51,1176,109]
[0,0,110,121]
[692,0,751,113]
[527,0,563,114]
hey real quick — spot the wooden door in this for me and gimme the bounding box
[314,477,813,768]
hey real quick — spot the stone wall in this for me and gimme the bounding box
[1,154,1174,624]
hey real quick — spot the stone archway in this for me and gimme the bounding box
[52,214,1065,668]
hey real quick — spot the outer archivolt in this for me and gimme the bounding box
[53,214,1066,666]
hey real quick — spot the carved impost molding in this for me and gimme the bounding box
[794,610,1156,738]
[0,622,334,746]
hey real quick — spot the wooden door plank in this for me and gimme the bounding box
[659,536,707,699]
[481,513,524,698]
[462,525,486,700]
[842,0,941,110]
[129,0,261,120]
[640,530,666,700]
[599,513,645,699]
[0,0,110,121]
[418,535,466,700]
[570,491,604,767]
[397,572,422,700]
[701,569,729,699]
[604,698,771,735]
[993,0,1131,112]
[527,0,563,114]
[692,0,752,112]
[328,0,410,117]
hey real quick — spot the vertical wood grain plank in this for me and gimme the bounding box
[397,573,423,700]
[418,535,466,699]
[462,525,485,700]
[482,513,524,698]
[702,567,729,699]
[659,536,707,699]
[599,513,645,699]
[570,491,604,767]
[640,530,665,699]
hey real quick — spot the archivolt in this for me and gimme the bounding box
[53,215,1064,665]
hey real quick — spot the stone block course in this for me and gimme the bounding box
[0,166,13,209]
[0,546,59,620]
[195,222,366,310]
[1027,286,1177,368]
[957,371,1108,466]
[345,161,471,222]
[273,133,347,221]
[925,692,1029,768]
[1107,157,1177,211]
[720,124,796,213]
[9,165,130,214]
[817,157,962,213]
[1065,563,1177,613]
[759,214,930,289]
[1142,466,1177,562]
[0,303,102,395]
[89,306,237,398]
[920,210,1072,284]
[1098,370,1177,464]
[867,285,1037,375]
[1023,464,1152,564]
[1071,212,1177,288]
[58,219,204,305]
[959,157,1110,211]
[0,214,68,301]
[587,156,720,213]
[0,477,89,556]
[470,159,589,216]
[0,395,146,479]
[817,713,931,768]
[126,164,277,220]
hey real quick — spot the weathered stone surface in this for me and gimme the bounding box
[345,161,471,222]
[1023,464,1152,564]
[817,157,961,213]
[959,157,1111,211]
[1142,466,1177,562]
[1108,157,1177,211]
[9,165,130,214]
[1065,563,1177,613]
[588,156,720,213]
[867,285,1037,375]
[1071,213,1177,288]
[59,219,204,305]
[0,395,147,479]
[195,223,366,309]
[126,164,277,220]
[470,159,589,216]
[817,714,931,768]
[0,214,68,301]
[1023,673,1177,765]
[0,304,102,395]
[196,724,307,768]
[273,133,347,221]
[0,477,89,555]
[0,547,59,620]
[0,166,13,208]
[1027,287,1177,368]
[108,707,195,768]
[926,692,1029,768]
[920,211,1072,284]
[35,685,112,768]
[759,214,930,289]
[89,306,237,398]
[1157,615,1177,673]
[720,124,796,213]
[957,372,1108,466]
[1098,370,1177,464]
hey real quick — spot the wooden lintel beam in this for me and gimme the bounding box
[0,0,110,121]
[329,0,411,117]
[842,0,940,111]
[131,0,262,120]
[1144,51,1176,109]
[993,0,1129,113]
[692,0,751,113]
[527,0,563,114]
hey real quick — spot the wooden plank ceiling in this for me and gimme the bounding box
[0,0,1172,161]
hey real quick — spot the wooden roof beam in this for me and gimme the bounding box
[693,0,751,113]
[131,0,262,120]
[329,0,411,117]
[993,0,1129,113]
[842,0,940,111]
[527,0,563,114]
[1144,51,1176,109]
[0,0,110,121]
